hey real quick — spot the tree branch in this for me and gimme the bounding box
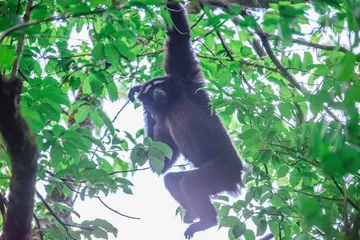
[292,38,348,53]
[36,191,93,236]
[331,176,360,212]
[255,28,345,125]
[59,179,140,220]
[294,190,343,202]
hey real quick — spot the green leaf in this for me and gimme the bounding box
[298,197,321,223]
[41,86,70,106]
[302,52,313,70]
[114,39,136,60]
[51,143,63,167]
[278,102,293,119]
[53,124,66,138]
[151,141,173,160]
[334,52,356,81]
[20,105,46,133]
[143,136,153,145]
[62,130,92,151]
[268,220,279,237]
[104,44,119,65]
[240,129,259,140]
[244,229,256,240]
[148,145,165,174]
[290,171,300,187]
[220,216,238,227]
[0,45,16,69]
[260,150,272,162]
[256,220,267,236]
[130,144,148,166]
[82,219,118,238]
[232,222,246,237]
[63,142,80,160]
[37,102,61,122]
[34,61,42,76]
[225,105,236,115]
[277,165,289,178]
[74,105,90,123]
[291,53,301,72]
[106,81,118,101]
[98,110,115,135]
[89,74,103,96]
[90,110,105,128]
[92,43,105,61]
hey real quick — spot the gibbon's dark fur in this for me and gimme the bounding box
[128,2,243,239]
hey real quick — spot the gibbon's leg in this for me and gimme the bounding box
[180,160,240,239]
[164,172,197,224]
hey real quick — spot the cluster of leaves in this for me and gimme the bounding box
[0,0,359,239]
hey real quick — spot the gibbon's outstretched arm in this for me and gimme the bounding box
[164,2,201,79]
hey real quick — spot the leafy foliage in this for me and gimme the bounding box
[0,0,359,239]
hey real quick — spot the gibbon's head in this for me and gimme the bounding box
[133,75,173,110]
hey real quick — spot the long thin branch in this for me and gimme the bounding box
[255,28,345,125]
[33,213,44,240]
[60,180,140,220]
[214,29,256,92]
[190,12,205,29]
[36,191,93,233]
[294,190,343,202]
[0,8,108,43]
[292,38,348,53]
[98,198,140,220]
[331,176,360,212]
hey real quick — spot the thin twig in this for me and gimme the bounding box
[214,27,256,92]
[36,191,93,237]
[294,190,343,202]
[292,38,348,53]
[109,167,151,175]
[33,214,44,240]
[60,180,140,220]
[331,176,360,212]
[193,18,228,42]
[98,198,140,220]
[190,12,205,29]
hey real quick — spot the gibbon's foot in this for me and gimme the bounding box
[184,219,217,239]
[183,211,197,224]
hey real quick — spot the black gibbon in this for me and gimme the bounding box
[128,2,243,239]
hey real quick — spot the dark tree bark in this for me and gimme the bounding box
[0,75,38,240]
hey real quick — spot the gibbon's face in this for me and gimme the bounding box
[137,76,171,107]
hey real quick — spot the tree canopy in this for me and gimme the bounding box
[0,0,359,239]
